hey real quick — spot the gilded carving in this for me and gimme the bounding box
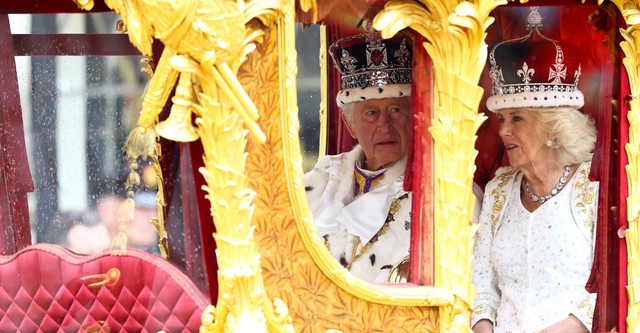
[74,0,302,332]
[373,0,505,331]
[612,0,640,330]
[72,0,639,331]
[73,0,94,10]
[242,6,442,333]
[110,126,160,255]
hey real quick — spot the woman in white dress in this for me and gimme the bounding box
[472,9,599,333]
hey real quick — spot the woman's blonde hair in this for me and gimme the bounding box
[526,107,597,166]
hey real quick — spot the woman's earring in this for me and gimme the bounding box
[546,139,553,147]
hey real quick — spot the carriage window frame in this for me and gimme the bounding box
[1,11,209,294]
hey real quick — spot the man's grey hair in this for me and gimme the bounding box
[339,103,356,126]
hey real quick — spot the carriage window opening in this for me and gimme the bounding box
[295,23,321,172]
[11,12,158,255]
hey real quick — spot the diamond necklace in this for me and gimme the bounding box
[524,165,571,204]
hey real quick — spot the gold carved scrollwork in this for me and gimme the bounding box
[241,7,442,331]
[374,0,505,331]
[73,0,94,10]
[75,0,302,332]
[70,0,640,330]
[612,0,640,330]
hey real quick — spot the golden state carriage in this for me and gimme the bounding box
[0,0,638,332]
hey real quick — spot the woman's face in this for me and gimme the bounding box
[496,108,553,169]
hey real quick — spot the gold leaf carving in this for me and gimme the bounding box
[613,0,640,330]
[374,0,504,331]
[73,0,638,331]
[72,0,94,10]
[80,0,307,332]
[242,11,441,333]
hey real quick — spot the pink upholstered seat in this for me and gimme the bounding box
[0,244,209,332]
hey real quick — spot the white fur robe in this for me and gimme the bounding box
[304,145,411,283]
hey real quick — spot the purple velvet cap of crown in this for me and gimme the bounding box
[329,32,413,106]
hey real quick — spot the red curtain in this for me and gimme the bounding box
[0,14,34,255]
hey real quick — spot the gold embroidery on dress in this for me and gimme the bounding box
[471,304,497,320]
[578,297,595,318]
[573,162,596,235]
[490,169,516,236]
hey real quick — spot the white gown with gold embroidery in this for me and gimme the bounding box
[472,162,598,332]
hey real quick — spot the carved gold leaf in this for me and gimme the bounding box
[614,0,640,330]
[74,0,640,330]
[241,10,443,333]
[72,0,94,10]
[75,0,308,332]
[374,0,504,331]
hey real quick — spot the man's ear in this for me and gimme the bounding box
[341,112,357,139]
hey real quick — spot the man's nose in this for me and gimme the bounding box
[376,110,391,130]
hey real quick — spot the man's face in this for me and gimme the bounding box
[344,97,411,170]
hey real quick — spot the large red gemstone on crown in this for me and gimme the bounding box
[370,49,384,65]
